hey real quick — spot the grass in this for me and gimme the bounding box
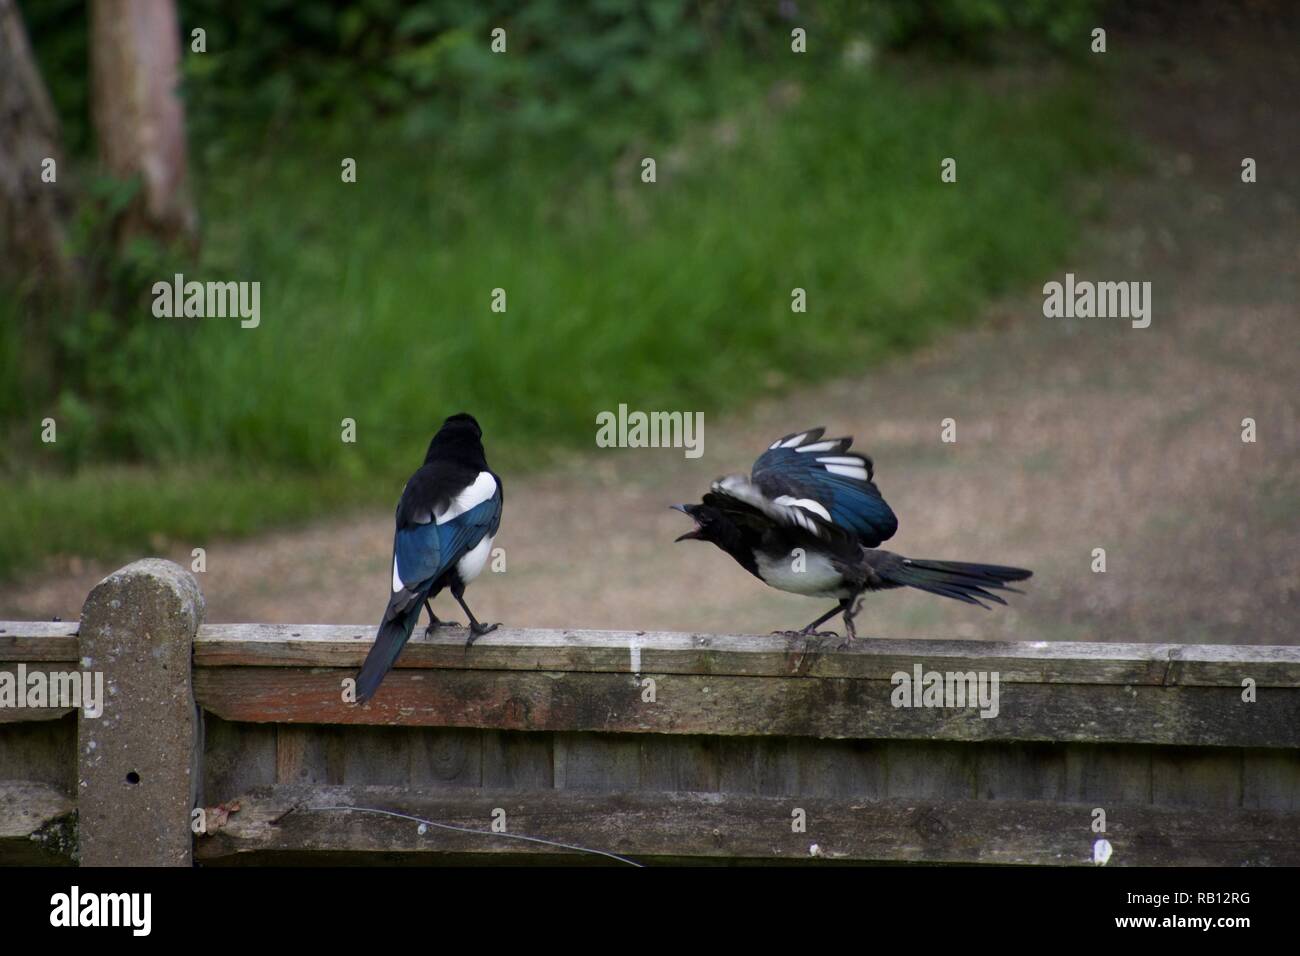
[0,59,1116,579]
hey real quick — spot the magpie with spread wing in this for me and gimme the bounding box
[355,413,502,702]
[672,428,1030,641]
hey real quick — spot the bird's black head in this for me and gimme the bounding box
[671,501,759,577]
[425,412,486,464]
[671,503,726,544]
[440,412,482,438]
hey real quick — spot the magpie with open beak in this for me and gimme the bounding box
[355,413,502,702]
[673,427,1031,641]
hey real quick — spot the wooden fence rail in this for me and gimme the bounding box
[1,559,1297,866]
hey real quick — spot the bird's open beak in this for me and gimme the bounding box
[670,504,701,542]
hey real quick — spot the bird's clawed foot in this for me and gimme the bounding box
[423,601,461,638]
[799,631,840,656]
[465,621,499,646]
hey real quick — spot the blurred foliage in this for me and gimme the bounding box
[28,0,791,161]
[7,169,185,467]
[861,0,1100,57]
[24,0,1098,159]
[181,0,770,165]
[18,0,90,151]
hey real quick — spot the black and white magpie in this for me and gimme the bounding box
[355,413,503,702]
[673,427,1031,641]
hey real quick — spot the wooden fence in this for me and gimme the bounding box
[2,558,1297,866]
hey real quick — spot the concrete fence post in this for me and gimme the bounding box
[77,558,205,866]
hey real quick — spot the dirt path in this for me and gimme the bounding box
[4,11,1296,644]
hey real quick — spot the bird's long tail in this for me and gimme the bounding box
[882,557,1032,609]
[356,591,427,703]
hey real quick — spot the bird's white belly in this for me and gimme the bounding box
[456,534,495,584]
[756,550,846,597]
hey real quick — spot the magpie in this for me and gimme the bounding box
[673,427,1031,641]
[355,413,503,702]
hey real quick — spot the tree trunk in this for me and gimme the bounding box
[0,0,75,295]
[90,0,198,249]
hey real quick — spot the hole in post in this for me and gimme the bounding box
[126,771,141,785]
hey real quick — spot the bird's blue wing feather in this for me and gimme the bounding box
[752,428,898,546]
[393,485,501,590]
[433,493,501,572]
[394,520,442,588]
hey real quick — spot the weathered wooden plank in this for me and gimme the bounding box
[409,729,481,788]
[714,738,761,795]
[742,737,890,798]
[195,785,1300,866]
[324,726,347,785]
[0,622,80,662]
[1063,744,1153,805]
[638,736,720,793]
[190,624,1300,687]
[1166,644,1300,687]
[0,708,70,724]
[202,716,276,805]
[974,742,1067,801]
[4,619,1298,687]
[886,741,977,799]
[1241,750,1300,811]
[0,781,76,865]
[0,665,76,723]
[338,726,410,786]
[193,667,1300,748]
[747,737,802,796]
[275,726,325,785]
[0,714,76,791]
[794,739,887,798]
[1151,749,1243,808]
[480,730,553,790]
[553,732,640,791]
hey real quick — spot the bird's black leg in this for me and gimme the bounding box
[839,594,866,648]
[422,600,459,637]
[770,601,846,643]
[451,588,498,646]
[799,602,846,636]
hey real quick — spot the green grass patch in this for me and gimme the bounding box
[0,61,1117,580]
[0,467,366,577]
